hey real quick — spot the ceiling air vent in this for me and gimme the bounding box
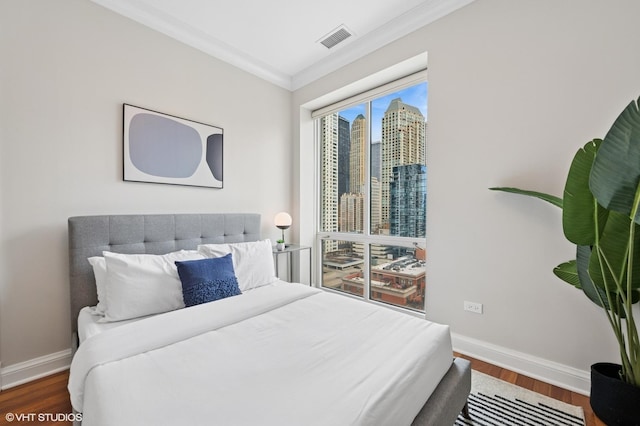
[319,25,353,49]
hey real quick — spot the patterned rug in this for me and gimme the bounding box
[455,371,585,426]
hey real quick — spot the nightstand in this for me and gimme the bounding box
[272,244,311,284]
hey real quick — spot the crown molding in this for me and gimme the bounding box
[91,0,475,91]
[91,0,293,89]
[291,0,475,90]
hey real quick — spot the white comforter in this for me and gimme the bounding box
[69,282,452,426]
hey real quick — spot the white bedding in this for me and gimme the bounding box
[69,282,452,426]
[77,307,146,344]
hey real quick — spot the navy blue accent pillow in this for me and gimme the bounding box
[175,254,241,307]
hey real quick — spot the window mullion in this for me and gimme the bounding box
[364,102,371,237]
[363,101,372,302]
[362,241,371,303]
[316,78,427,315]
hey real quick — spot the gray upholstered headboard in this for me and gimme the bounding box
[68,213,261,336]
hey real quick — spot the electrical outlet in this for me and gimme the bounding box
[464,301,483,314]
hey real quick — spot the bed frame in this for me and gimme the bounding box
[68,213,471,426]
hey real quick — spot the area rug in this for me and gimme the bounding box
[455,371,585,425]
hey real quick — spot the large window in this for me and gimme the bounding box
[316,80,427,313]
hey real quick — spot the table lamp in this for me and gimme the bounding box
[274,212,292,245]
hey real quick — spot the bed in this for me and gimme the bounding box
[67,213,470,426]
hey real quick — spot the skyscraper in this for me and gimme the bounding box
[371,141,382,181]
[390,164,426,237]
[370,141,383,234]
[381,98,426,230]
[339,193,364,233]
[320,113,339,251]
[338,115,351,198]
[349,114,366,195]
[370,177,381,233]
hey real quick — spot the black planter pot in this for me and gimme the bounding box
[590,362,640,426]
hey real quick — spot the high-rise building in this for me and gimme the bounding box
[390,164,426,237]
[349,114,366,195]
[339,193,364,233]
[371,141,382,181]
[338,115,351,198]
[320,112,339,251]
[370,141,382,234]
[370,177,381,234]
[381,98,426,229]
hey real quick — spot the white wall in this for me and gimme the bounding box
[3,0,639,395]
[0,0,292,374]
[294,0,640,393]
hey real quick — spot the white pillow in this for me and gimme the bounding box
[197,239,277,291]
[87,256,108,316]
[100,250,205,322]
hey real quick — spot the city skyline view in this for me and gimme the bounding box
[338,82,427,142]
[319,82,428,312]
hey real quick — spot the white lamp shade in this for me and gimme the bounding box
[274,212,292,229]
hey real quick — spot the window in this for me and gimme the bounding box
[316,80,427,314]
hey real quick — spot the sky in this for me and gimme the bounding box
[338,82,427,142]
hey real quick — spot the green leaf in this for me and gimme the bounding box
[489,187,562,208]
[589,210,640,291]
[553,260,581,288]
[576,245,610,310]
[590,97,640,224]
[562,140,604,245]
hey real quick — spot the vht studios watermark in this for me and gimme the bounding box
[4,412,83,423]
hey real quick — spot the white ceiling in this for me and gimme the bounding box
[91,0,474,90]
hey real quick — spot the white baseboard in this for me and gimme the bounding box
[0,349,72,391]
[452,332,591,396]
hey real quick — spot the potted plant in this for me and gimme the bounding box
[276,239,285,251]
[491,97,640,425]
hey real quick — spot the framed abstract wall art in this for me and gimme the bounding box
[123,104,223,188]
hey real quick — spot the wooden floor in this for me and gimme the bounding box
[455,352,606,426]
[0,371,72,426]
[0,356,605,425]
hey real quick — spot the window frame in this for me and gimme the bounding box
[314,73,428,317]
